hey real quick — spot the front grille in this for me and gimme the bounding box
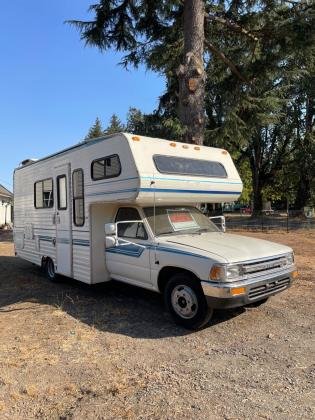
[248,277,290,300]
[242,256,288,276]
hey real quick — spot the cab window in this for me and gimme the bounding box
[115,208,148,240]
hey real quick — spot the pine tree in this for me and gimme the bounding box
[105,114,125,134]
[84,117,104,140]
[203,1,315,212]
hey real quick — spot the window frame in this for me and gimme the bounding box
[91,154,121,181]
[56,174,67,210]
[153,154,228,178]
[34,178,54,209]
[72,168,85,227]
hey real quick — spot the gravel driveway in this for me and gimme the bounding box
[0,230,314,419]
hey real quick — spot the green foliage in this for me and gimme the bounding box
[84,117,104,140]
[73,0,315,210]
[105,114,125,134]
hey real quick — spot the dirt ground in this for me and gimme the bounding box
[0,230,314,420]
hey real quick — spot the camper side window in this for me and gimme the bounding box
[72,169,85,226]
[91,154,121,180]
[34,178,54,209]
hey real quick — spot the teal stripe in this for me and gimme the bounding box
[141,176,242,185]
[140,188,240,195]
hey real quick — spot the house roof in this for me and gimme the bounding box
[0,184,13,198]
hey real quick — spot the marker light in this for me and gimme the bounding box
[132,136,140,141]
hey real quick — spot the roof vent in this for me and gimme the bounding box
[20,158,38,167]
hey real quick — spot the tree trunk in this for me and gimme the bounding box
[294,175,311,211]
[294,95,314,210]
[178,0,205,145]
[252,172,264,215]
[250,149,264,215]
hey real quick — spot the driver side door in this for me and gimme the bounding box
[105,207,152,287]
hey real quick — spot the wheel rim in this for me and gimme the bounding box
[171,285,198,319]
[47,260,55,278]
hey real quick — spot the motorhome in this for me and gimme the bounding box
[14,133,297,329]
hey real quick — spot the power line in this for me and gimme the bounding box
[0,178,13,188]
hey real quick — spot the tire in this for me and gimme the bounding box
[44,258,58,282]
[245,297,269,308]
[164,273,213,330]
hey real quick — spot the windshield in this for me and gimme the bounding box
[143,206,219,236]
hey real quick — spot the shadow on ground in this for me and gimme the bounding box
[0,253,244,339]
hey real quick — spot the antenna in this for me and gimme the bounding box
[150,177,157,262]
[150,179,156,236]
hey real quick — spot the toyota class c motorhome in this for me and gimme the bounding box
[14,133,297,329]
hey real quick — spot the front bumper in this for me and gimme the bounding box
[201,267,297,309]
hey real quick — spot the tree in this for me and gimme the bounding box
[204,0,315,212]
[126,107,145,134]
[70,1,314,212]
[105,114,125,134]
[84,117,104,140]
[68,1,218,144]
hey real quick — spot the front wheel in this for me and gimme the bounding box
[164,274,213,330]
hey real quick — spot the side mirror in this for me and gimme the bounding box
[105,236,116,249]
[105,223,116,236]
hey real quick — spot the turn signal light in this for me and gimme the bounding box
[209,265,224,280]
[230,287,246,296]
[292,270,298,279]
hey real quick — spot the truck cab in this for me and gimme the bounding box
[105,205,297,329]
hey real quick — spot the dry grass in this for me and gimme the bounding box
[0,230,314,419]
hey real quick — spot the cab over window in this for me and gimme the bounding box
[153,155,227,178]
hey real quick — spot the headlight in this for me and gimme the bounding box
[286,252,294,266]
[209,264,243,282]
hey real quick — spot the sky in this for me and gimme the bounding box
[0,1,164,191]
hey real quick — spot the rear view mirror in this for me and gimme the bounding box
[105,223,116,236]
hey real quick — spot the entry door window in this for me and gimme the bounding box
[57,175,67,210]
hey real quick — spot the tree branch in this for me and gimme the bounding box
[205,40,250,84]
[206,14,259,42]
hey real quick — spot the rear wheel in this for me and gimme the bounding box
[164,273,213,330]
[44,258,58,282]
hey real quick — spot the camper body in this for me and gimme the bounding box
[14,133,296,328]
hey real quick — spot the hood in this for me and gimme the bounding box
[161,232,292,263]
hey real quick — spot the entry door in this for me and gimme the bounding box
[54,163,72,277]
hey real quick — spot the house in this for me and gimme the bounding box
[0,184,13,226]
